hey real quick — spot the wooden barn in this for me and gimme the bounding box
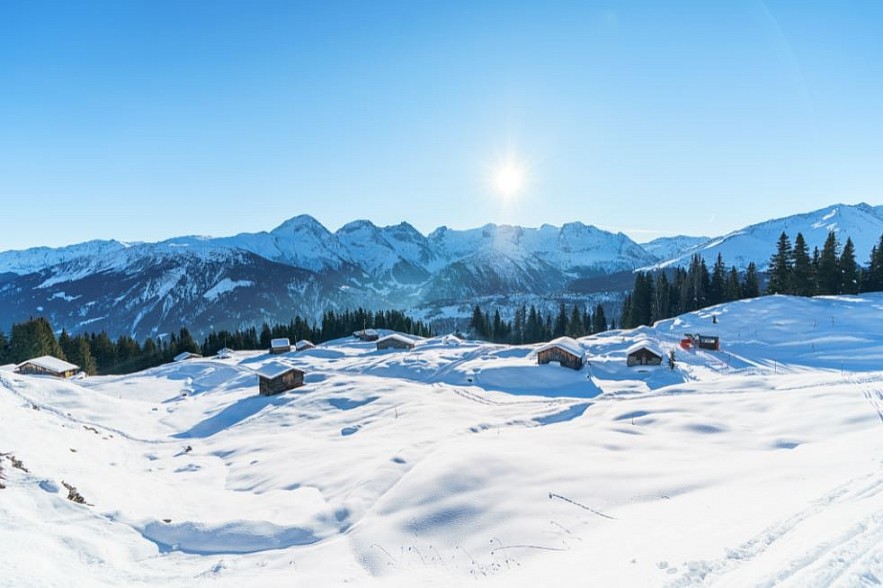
[626,342,663,367]
[376,334,416,351]
[294,339,315,352]
[255,362,305,396]
[353,329,380,342]
[15,356,80,379]
[536,337,585,370]
[269,338,291,355]
[174,351,203,362]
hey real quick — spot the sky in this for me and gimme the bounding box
[1,0,882,250]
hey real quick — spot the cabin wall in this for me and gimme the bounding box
[537,348,584,370]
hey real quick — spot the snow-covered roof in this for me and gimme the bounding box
[270,338,291,348]
[377,334,416,346]
[174,352,202,362]
[536,336,584,358]
[626,341,663,357]
[353,329,379,337]
[253,361,302,380]
[16,355,79,373]
[295,340,315,350]
[216,347,234,357]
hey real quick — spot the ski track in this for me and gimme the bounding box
[666,470,883,587]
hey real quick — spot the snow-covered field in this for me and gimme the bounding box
[1,295,882,587]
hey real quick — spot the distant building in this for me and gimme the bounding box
[376,334,416,351]
[536,337,585,370]
[269,338,291,354]
[294,340,315,352]
[174,351,203,362]
[255,362,305,396]
[353,329,380,342]
[15,356,80,379]
[626,342,663,367]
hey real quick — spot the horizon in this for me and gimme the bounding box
[0,199,879,253]
[2,1,882,250]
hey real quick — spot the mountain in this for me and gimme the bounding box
[0,219,656,338]
[640,235,709,261]
[648,203,883,270]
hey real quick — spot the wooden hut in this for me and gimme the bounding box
[255,362,305,396]
[376,334,415,351]
[174,351,203,362]
[536,337,585,370]
[269,338,291,355]
[353,329,380,342]
[15,356,80,379]
[294,340,315,352]
[626,342,663,367]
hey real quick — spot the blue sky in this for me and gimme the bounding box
[1,0,881,250]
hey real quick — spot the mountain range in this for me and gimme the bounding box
[1,202,881,339]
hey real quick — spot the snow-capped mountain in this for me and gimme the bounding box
[0,218,656,338]
[2,202,882,338]
[647,203,883,271]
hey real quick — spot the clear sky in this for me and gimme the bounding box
[1,0,882,250]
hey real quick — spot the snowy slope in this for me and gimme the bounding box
[1,295,881,586]
[649,202,883,270]
[641,235,709,261]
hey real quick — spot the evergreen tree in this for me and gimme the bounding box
[817,231,840,295]
[567,305,585,338]
[709,253,726,305]
[9,317,65,364]
[724,266,742,301]
[742,262,760,298]
[766,232,793,295]
[791,232,813,296]
[592,304,608,334]
[839,237,859,294]
[553,303,567,339]
[864,234,883,292]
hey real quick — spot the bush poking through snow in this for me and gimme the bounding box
[61,481,90,505]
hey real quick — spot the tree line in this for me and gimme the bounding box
[0,308,432,376]
[469,303,609,344]
[620,230,883,329]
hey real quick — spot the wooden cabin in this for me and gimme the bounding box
[255,362,305,396]
[294,339,315,352]
[626,342,663,367]
[269,338,291,355]
[353,329,380,342]
[15,356,80,379]
[376,334,415,351]
[536,337,585,370]
[174,351,203,362]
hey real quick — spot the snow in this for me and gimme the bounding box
[375,334,416,346]
[252,361,301,380]
[625,340,663,357]
[270,338,291,349]
[203,279,254,302]
[1,294,882,586]
[16,355,80,373]
[535,336,584,358]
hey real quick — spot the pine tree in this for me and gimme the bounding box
[817,231,840,295]
[567,305,584,338]
[592,304,607,333]
[864,234,883,292]
[8,317,65,364]
[553,303,567,339]
[724,266,742,301]
[790,232,813,296]
[742,262,760,298]
[766,232,792,295]
[839,237,859,294]
[709,253,726,305]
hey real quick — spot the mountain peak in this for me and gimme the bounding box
[271,214,328,235]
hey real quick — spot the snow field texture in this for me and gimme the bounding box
[0,294,882,586]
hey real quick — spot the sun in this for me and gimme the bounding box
[492,161,526,199]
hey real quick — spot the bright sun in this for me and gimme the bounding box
[492,161,525,198]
